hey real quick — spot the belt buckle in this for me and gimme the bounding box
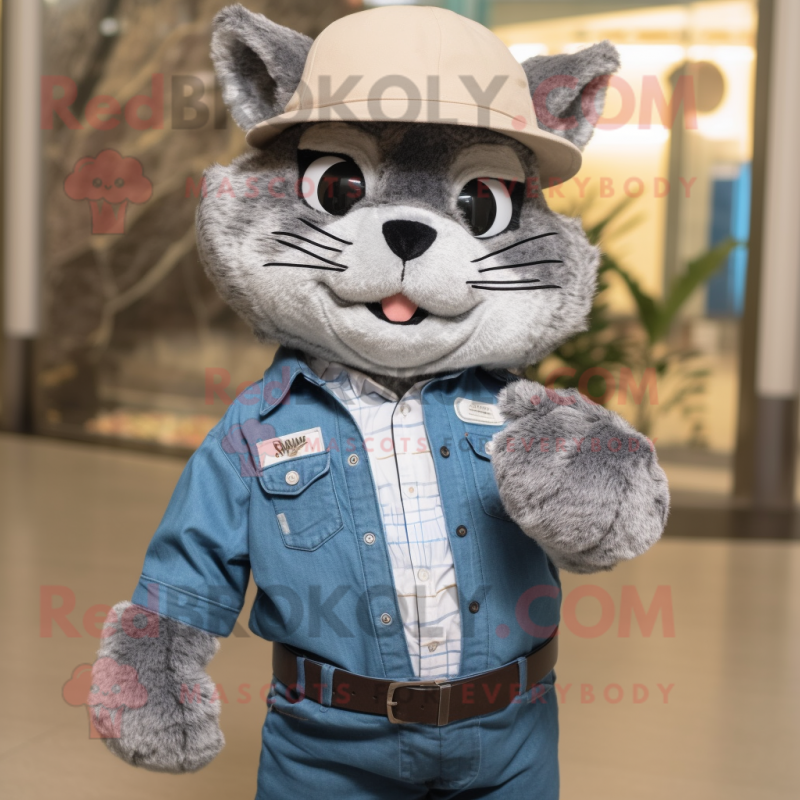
[386,678,451,726]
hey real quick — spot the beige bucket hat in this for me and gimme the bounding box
[245,5,582,184]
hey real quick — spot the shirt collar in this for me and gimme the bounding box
[307,356,401,402]
[259,347,325,415]
[258,347,505,415]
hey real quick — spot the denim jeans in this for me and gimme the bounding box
[257,675,559,799]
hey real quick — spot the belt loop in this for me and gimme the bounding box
[292,656,306,702]
[516,656,527,701]
[320,663,335,707]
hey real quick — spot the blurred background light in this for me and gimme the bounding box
[508,42,548,61]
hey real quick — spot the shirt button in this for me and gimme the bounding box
[469,601,480,614]
[380,613,392,625]
[285,470,300,485]
[363,532,376,545]
[399,403,410,416]
[428,641,439,653]
[456,525,468,537]
[484,441,495,456]
[439,445,450,458]
[347,454,359,466]
[417,568,430,582]
[407,486,415,495]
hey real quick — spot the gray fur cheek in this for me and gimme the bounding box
[91,602,223,773]
[480,211,598,370]
[492,381,670,573]
[196,143,306,345]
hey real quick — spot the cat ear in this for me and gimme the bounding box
[211,4,312,131]
[521,41,620,151]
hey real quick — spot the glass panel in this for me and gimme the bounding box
[37,0,354,451]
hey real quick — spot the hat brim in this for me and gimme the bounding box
[245,99,582,187]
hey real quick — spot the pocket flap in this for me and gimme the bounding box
[465,432,498,461]
[259,451,331,496]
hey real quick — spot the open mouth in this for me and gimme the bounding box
[366,293,429,325]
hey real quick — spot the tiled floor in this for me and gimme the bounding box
[1,433,799,799]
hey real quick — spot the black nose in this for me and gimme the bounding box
[382,220,437,263]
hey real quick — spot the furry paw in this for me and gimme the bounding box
[90,602,224,772]
[492,380,669,573]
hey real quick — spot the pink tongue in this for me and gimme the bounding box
[381,293,418,323]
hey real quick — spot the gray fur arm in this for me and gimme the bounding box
[492,380,669,573]
[90,601,224,772]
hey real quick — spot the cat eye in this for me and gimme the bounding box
[300,154,365,216]
[457,178,514,238]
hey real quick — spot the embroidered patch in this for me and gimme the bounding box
[276,513,291,535]
[454,397,503,426]
[257,426,324,466]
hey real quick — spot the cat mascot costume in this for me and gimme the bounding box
[91,5,669,798]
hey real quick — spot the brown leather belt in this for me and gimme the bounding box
[272,632,557,726]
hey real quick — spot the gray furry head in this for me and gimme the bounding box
[199,5,619,378]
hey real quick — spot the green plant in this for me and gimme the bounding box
[529,195,739,443]
[607,235,737,440]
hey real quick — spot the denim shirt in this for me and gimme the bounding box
[132,348,561,681]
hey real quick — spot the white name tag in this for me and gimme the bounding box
[257,426,325,466]
[454,397,503,426]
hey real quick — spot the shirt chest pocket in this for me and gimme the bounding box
[465,433,513,523]
[258,451,344,551]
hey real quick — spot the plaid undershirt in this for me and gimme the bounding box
[309,357,462,678]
